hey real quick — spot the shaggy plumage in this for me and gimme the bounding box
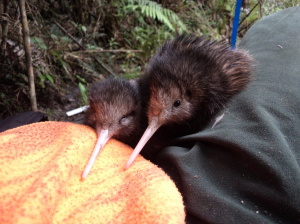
[126,35,253,168]
[84,78,144,178]
[85,78,142,145]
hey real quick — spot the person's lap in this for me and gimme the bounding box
[154,6,300,224]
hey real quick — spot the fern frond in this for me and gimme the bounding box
[127,0,186,32]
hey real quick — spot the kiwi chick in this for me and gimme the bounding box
[125,35,253,169]
[83,78,143,178]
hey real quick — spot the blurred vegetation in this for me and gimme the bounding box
[0,0,298,120]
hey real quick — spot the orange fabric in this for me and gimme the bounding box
[0,121,185,224]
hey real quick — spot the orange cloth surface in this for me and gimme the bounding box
[0,121,185,224]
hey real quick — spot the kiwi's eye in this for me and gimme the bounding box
[119,111,135,125]
[119,115,128,125]
[173,100,181,107]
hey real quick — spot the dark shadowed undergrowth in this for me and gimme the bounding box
[0,0,298,121]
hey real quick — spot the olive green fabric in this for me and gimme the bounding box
[154,7,300,224]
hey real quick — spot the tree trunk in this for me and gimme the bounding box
[19,0,37,111]
[0,0,9,55]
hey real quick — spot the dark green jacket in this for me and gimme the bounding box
[154,7,300,224]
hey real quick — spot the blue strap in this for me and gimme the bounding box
[231,0,242,49]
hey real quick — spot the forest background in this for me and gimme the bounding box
[0,0,298,122]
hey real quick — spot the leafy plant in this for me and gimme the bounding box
[71,22,87,37]
[1,0,298,119]
[31,37,47,50]
[126,0,186,32]
[78,82,88,105]
[38,73,54,88]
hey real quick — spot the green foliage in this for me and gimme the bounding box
[120,61,142,80]
[108,37,120,49]
[38,71,55,88]
[78,82,88,105]
[262,0,300,15]
[126,0,186,32]
[1,0,298,118]
[76,75,87,84]
[110,0,184,61]
[71,22,87,36]
[179,0,236,40]
[76,75,89,105]
[31,37,47,50]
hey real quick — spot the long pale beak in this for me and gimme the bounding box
[125,116,161,169]
[82,129,109,179]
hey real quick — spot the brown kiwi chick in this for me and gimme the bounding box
[83,78,143,178]
[125,35,253,169]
